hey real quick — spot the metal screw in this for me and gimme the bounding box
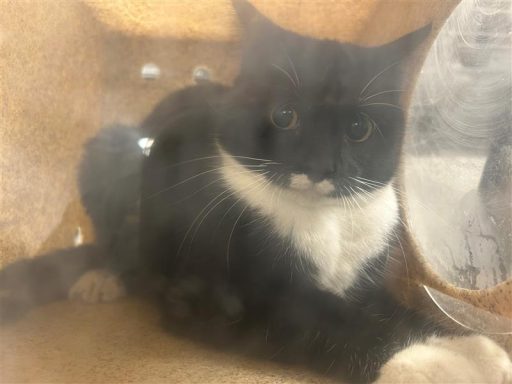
[141,63,161,80]
[193,66,211,83]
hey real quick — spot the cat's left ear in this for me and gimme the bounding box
[373,24,432,63]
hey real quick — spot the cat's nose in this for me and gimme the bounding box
[297,139,338,182]
[308,168,336,183]
[299,163,336,182]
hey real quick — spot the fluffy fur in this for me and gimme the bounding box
[376,335,512,384]
[219,148,399,296]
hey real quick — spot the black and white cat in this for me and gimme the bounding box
[1,1,510,383]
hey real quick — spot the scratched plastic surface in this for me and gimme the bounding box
[404,0,511,333]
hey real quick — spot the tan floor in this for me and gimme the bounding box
[0,298,332,384]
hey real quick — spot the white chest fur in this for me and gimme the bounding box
[219,150,399,296]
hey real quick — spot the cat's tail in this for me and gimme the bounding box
[0,125,146,322]
[78,124,144,276]
[79,124,144,249]
[0,245,104,322]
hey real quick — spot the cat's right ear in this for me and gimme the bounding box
[232,0,276,35]
[231,0,290,82]
[232,0,260,26]
[373,24,433,65]
[232,0,261,27]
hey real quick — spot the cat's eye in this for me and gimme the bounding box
[270,104,299,130]
[347,113,375,142]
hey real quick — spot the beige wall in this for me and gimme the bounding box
[1,1,104,265]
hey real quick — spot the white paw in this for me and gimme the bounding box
[68,269,125,303]
[375,335,512,384]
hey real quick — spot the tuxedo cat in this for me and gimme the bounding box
[1,1,510,383]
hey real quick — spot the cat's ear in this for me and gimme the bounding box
[232,0,277,36]
[232,0,285,68]
[358,25,432,98]
[374,24,432,63]
[232,0,262,27]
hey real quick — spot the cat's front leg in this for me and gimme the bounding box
[375,335,512,384]
[160,276,245,343]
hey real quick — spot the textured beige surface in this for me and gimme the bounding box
[84,0,456,46]
[0,0,104,266]
[0,298,331,383]
[0,0,462,383]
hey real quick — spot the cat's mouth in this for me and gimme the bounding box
[288,173,336,196]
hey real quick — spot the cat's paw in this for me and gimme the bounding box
[375,335,512,384]
[164,277,243,321]
[68,269,125,303]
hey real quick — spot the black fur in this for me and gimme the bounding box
[0,2,458,383]
[79,125,143,277]
[136,84,448,383]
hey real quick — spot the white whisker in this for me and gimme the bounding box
[176,188,233,259]
[354,177,454,229]
[144,164,268,200]
[187,172,270,256]
[226,174,277,271]
[157,154,280,172]
[360,102,404,112]
[359,60,401,98]
[226,205,249,272]
[354,176,386,186]
[285,51,301,88]
[217,173,271,229]
[360,89,404,103]
[168,169,265,206]
[392,230,410,283]
[271,63,298,89]
[342,186,355,236]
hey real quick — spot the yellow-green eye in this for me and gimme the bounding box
[270,104,299,130]
[347,113,375,142]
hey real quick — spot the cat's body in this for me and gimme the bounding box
[131,84,439,382]
[1,2,511,383]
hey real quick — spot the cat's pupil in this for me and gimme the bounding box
[271,105,298,129]
[347,113,373,142]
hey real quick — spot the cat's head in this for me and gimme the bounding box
[216,0,430,199]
